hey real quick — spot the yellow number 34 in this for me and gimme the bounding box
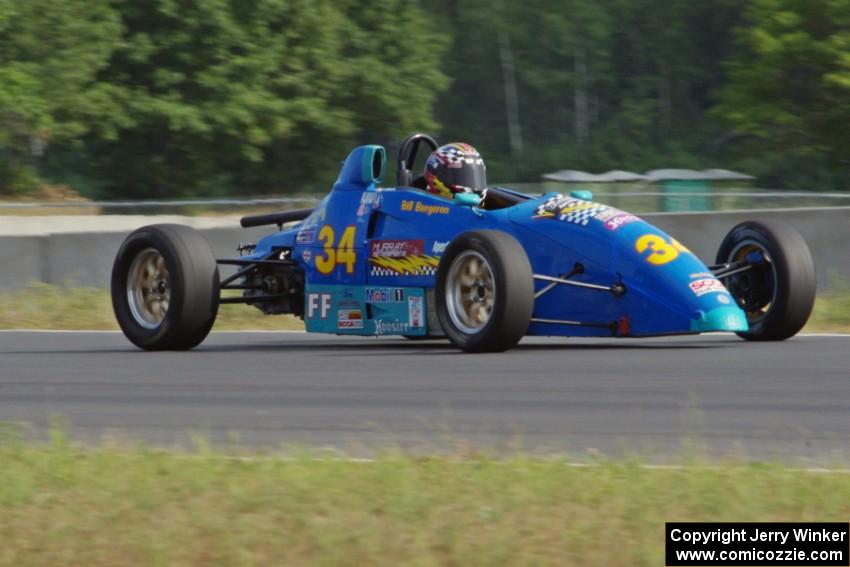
[316,225,357,274]
[635,234,690,265]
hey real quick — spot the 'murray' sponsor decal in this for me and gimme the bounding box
[368,240,439,276]
[370,239,424,258]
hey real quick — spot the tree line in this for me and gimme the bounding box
[1,0,849,198]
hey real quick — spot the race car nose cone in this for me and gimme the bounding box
[690,306,749,333]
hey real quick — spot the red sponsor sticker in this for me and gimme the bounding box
[370,239,424,258]
[689,278,727,297]
[337,309,364,329]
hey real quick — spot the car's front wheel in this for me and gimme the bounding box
[716,220,815,341]
[436,230,534,352]
[111,224,220,350]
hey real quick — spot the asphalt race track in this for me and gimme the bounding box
[1,331,848,461]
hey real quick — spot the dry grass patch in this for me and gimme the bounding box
[0,284,303,331]
[1,434,850,567]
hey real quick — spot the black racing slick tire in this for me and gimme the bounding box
[436,230,534,353]
[716,220,815,341]
[111,224,220,350]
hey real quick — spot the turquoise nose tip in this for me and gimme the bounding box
[691,306,749,333]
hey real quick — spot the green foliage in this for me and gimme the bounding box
[715,0,850,189]
[1,0,849,196]
[0,160,39,195]
[433,0,746,181]
[0,0,447,198]
[83,0,448,197]
[0,0,120,194]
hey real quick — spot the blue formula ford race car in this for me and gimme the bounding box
[111,133,816,352]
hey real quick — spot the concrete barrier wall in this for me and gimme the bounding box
[0,216,270,289]
[1,206,848,290]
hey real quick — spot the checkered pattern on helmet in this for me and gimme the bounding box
[430,145,483,169]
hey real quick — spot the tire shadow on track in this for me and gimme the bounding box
[0,337,740,356]
[187,338,734,354]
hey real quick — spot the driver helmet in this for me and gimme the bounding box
[424,143,487,198]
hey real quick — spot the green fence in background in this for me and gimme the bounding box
[661,180,711,212]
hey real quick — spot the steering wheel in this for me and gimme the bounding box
[396,133,438,187]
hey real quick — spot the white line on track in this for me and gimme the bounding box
[796,333,850,337]
[0,329,122,333]
[0,329,307,333]
[97,452,850,474]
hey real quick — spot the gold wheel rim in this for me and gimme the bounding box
[126,248,171,329]
[728,240,776,323]
[446,251,495,334]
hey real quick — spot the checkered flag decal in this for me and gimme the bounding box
[369,255,440,277]
[560,204,608,226]
[370,265,438,277]
[534,196,611,226]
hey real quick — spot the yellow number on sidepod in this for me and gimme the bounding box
[315,225,336,274]
[315,225,357,274]
[636,234,680,265]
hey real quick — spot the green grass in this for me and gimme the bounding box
[0,283,304,331]
[1,432,849,567]
[809,285,850,332]
[1,283,848,333]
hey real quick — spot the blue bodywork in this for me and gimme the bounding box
[246,145,748,338]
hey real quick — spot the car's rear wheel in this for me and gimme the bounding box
[436,230,533,352]
[716,220,815,341]
[112,224,220,350]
